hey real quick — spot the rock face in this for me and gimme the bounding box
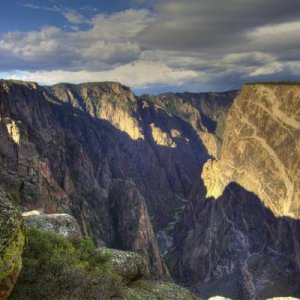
[202,84,300,218]
[172,84,300,299]
[0,189,25,300]
[142,91,238,158]
[109,180,170,279]
[171,183,300,299]
[23,211,82,240]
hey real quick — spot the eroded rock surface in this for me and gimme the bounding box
[172,183,300,299]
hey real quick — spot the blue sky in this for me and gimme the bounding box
[1,0,300,94]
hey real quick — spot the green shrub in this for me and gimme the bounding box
[10,228,123,300]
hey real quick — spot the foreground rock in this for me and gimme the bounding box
[0,189,25,300]
[97,248,150,280]
[10,213,200,299]
[126,280,200,299]
[22,210,82,240]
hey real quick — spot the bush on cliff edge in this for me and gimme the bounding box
[10,228,123,300]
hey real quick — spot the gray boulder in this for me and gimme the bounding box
[22,211,82,240]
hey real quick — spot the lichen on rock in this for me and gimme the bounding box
[96,248,150,281]
[22,211,82,240]
[0,188,26,299]
[126,280,200,300]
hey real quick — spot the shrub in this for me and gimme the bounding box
[10,228,123,300]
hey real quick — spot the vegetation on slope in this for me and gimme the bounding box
[10,228,123,300]
[0,189,25,299]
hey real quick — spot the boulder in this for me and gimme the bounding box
[126,280,201,299]
[22,211,82,240]
[97,248,150,280]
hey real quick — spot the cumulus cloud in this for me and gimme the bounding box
[0,9,153,71]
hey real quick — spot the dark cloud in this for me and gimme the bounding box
[140,0,300,53]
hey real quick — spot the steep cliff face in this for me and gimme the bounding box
[172,84,300,299]
[142,91,238,157]
[44,82,212,230]
[202,84,300,218]
[172,183,300,299]
[0,80,235,281]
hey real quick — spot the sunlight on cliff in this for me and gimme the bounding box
[150,123,177,148]
[98,103,144,141]
[5,119,21,144]
[201,159,227,199]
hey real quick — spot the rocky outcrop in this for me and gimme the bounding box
[23,211,82,240]
[0,188,25,300]
[10,213,200,300]
[109,180,170,279]
[97,248,150,281]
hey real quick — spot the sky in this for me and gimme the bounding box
[0,0,300,94]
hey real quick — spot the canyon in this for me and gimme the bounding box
[0,79,299,299]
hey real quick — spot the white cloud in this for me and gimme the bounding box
[0,9,153,71]
[62,9,86,24]
[9,60,198,89]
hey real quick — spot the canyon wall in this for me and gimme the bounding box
[0,79,234,282]
[172,84,300,299]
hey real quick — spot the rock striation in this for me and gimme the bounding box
[202,84,300,219]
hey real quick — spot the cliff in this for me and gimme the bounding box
[171,83,300,299]
[142,91,238,157]
[202,84,300,218]
[0,79,235,282]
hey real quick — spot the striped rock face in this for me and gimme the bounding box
[202,84,300,219]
